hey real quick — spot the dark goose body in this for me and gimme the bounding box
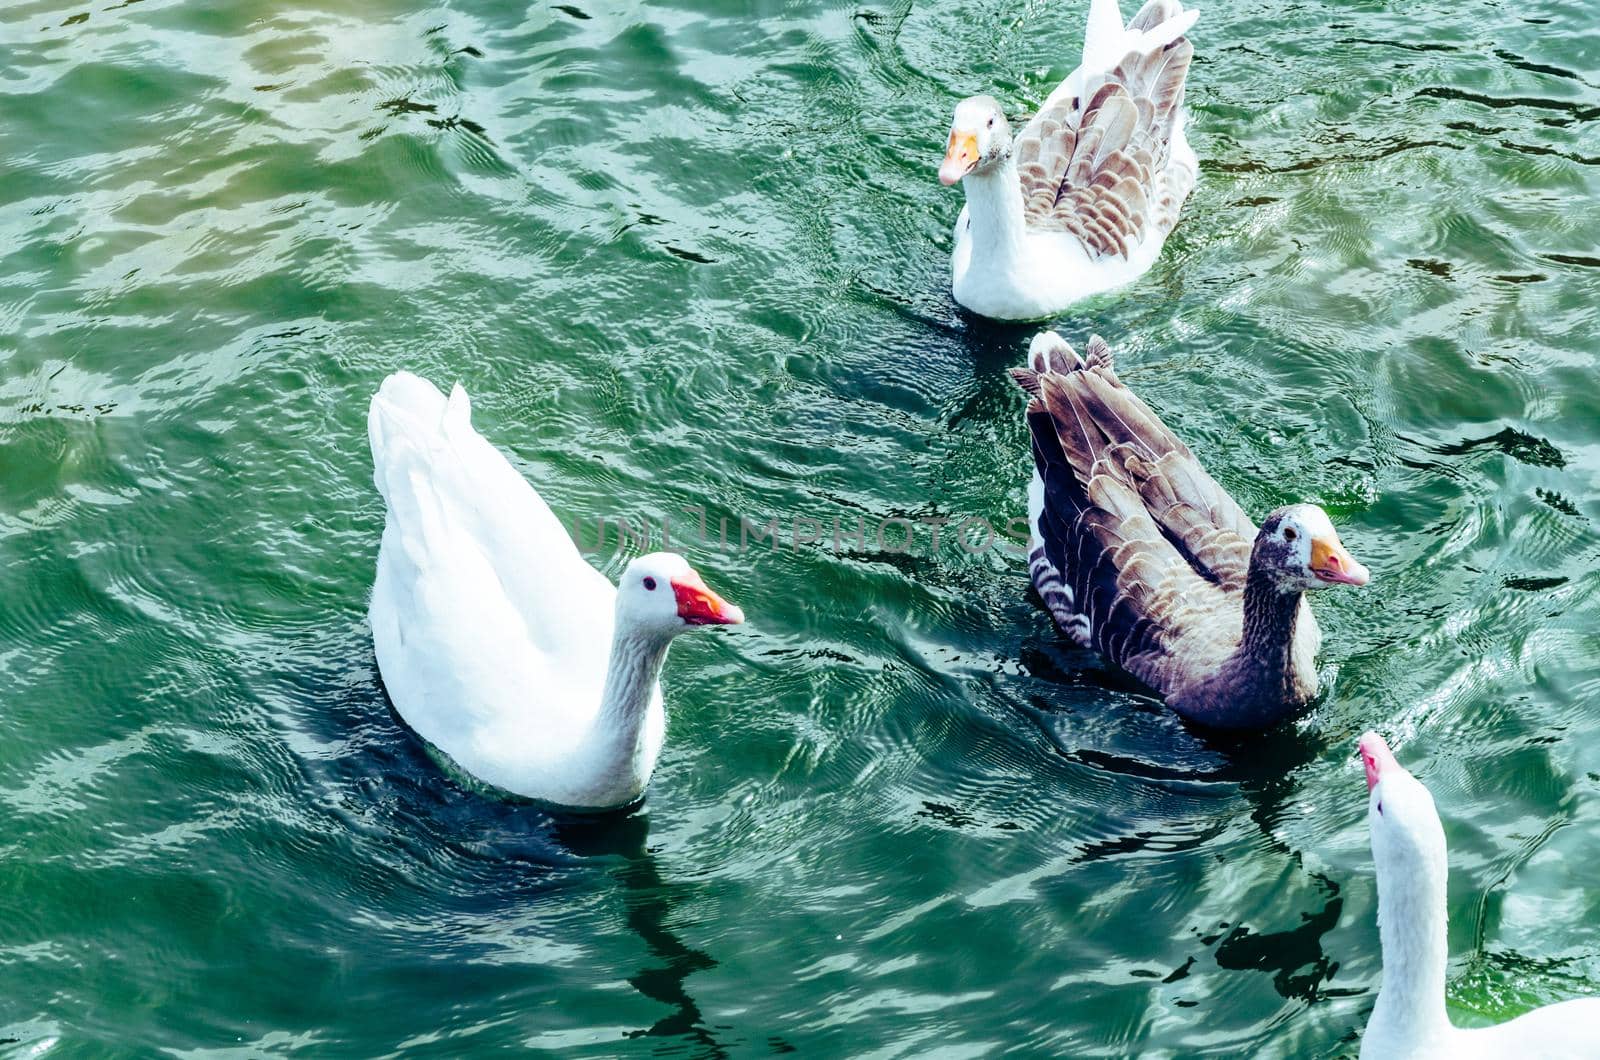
[1013,331,1369,729]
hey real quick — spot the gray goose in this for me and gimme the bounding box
[1012,332,1370,728]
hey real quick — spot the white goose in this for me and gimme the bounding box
[939,0,1200,320]
[367,372,743,810]
[1359,732,1600,1058]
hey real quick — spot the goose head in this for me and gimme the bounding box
[940,96,1013,186]
[1360,731,1448,906]
[615,552,744,637]
[1252,504,1370,593]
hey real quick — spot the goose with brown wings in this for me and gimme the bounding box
[1013,332,1370,728]
[939,0,1200,320]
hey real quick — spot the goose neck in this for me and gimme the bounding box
[1238,566,1304,694]
[597,620,673,731]
[1370,844,1451,1043]
[546,613,674,810]
[962,156,1028,265]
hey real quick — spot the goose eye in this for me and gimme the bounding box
[987,116,995,128]
[1376,801,1384,816]
[1283,527,1297,543]
[643,577,657,591]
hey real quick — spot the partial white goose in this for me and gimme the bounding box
[367,372,743,810]
[939,0,1200,320]
[1359,732,1600,1058]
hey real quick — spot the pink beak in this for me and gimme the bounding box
[671,569,744,626]
[1358,731,1399,791]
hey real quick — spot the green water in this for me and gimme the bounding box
[2,0,1598,1054]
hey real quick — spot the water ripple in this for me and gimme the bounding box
[1,0,1598,1054]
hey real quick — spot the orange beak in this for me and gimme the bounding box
[939,130,980,186]
[672,569,744,626]
[1310,535,1370,587]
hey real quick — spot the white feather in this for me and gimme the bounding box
[367,372,666,808]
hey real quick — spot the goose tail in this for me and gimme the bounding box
[368,371,456,502]
[1082,0,1126,73]
[1084,0,1199,77]
[1125,0,1199,56]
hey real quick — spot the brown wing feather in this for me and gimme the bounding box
[1065,336,1258,589]
[1012,5,1197,258]
[1021,333,1240,694]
